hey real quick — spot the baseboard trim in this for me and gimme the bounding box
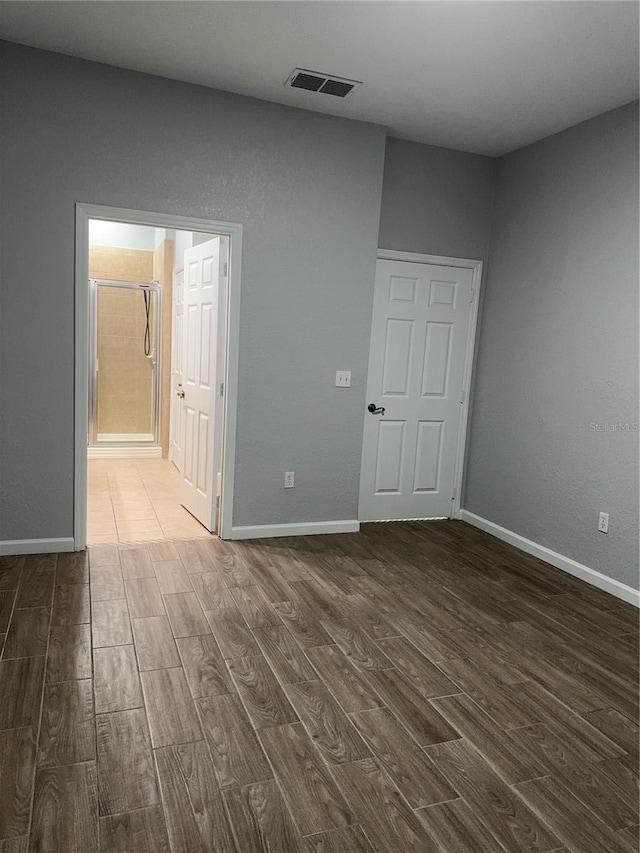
[88,446,162,459]
[0,537,76,557]
[460,510,639,607]
[230,520,360,541]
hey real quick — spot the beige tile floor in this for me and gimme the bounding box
[87,458,214,544]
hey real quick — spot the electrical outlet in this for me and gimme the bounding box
[335,371,351,388]
[284,471,295,489]
[598,512,609,534]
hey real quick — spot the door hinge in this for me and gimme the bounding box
[216,496,220,509]
[220,382,224,397]
[223,262,228,277]
[451,487,457,501]
[470,288,475,303]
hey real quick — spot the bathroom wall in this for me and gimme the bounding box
[172,229,215,263]
[88,245,157,440]
[173,229,193,260]
[153,237,175,456]
[88,246,154,283]
[89,221,157,250]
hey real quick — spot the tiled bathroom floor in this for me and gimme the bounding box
[87,458,214,544]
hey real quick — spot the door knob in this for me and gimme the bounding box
[176,388,185,399]
[367,403,385,415]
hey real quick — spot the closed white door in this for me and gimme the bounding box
[179,238,225,531]
[359,259,475,521]
[169,266,185,472]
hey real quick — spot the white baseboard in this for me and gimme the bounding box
[230,520,360,541]
[88,446,162,459]
[460,510,639,608]
[0,537,76,557]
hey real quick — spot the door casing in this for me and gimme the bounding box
[359,249,483,522]
[74,203,243,547]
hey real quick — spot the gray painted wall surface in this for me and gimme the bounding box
[465,102,639,589]
[0,42,386,538]
[378,137,497,260]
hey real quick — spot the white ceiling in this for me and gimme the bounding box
[1,1,637,156]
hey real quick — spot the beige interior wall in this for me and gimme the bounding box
[152,239,175,457]
[89,246,154,283]
[89,246,156,439]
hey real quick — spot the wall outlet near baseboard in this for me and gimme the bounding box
[598,512,609,534]
[284,471,295,489]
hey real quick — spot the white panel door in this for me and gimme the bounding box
[169,266,185,472]
[359,259,474,521]
[179,238,224,531]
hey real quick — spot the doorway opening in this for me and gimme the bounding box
[75,205,243,549]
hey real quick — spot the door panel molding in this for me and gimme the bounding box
[359,250,483,521]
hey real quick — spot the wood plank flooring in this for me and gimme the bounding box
[0,521,637,851]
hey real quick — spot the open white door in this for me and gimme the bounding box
[179,238,226,531]
[359,258,475,521]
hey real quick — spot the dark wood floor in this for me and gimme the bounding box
[0,521,638,852]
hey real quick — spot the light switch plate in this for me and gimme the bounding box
[335,371,351,388]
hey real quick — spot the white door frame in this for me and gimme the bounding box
[74,203,243,548]
[362,249,483,521]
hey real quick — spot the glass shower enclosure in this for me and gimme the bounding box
[88,279,162,448]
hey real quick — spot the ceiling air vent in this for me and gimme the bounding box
[286,68,361,98]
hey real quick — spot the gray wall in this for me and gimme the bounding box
[378,137,497,260]
[0,42,386,539]
[465,102,639,589]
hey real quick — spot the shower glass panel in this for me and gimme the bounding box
[89,279,161,446]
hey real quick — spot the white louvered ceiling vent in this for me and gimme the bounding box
[286,68,361,98]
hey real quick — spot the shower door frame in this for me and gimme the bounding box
[75,203,244,547]
[88,278,163,449]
